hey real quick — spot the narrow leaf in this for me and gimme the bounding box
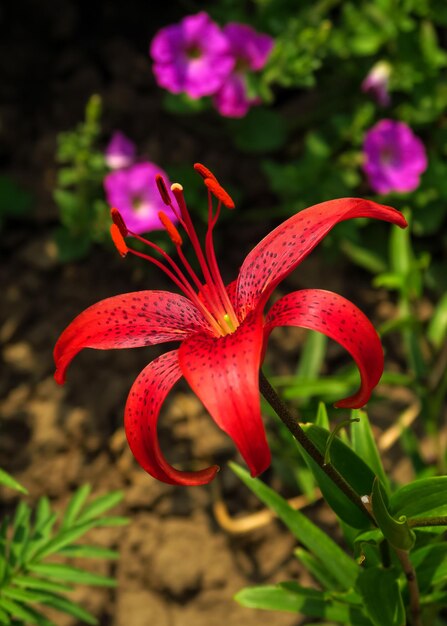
[28,563,116,587]
[235,582,370,624]
[0,469,28,494]
[61,484,91,529]
[294,548,341,590]
[356,567,405,626]
[59,545,119,559]
[351,410,389,493]
[0,597,55,626]
[230,462,359,588]
[13,575,73,594]
[301,424,374,529]
[76,491,123,523]
[371,479,415,550]
[315,402,330,429]
[410,543,447,591]
[39,592,98,625]
[390,477,447,518]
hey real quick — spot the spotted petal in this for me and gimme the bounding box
[178,311,270,477]
[125,350,218,485]
[236,198,407,319]
[265,290,384,408]
[54,291,210,384]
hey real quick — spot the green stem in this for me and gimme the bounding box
[259,370,374,523]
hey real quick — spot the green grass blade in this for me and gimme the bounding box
[60,485,91,529]
[230,463,359,589]
[0,469,27,494]
[28,563,117,587]
[76,491,123,523]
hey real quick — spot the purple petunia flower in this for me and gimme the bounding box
[150,12,235,99]
[104,162,176,234]
[213,24,274,118]
[363,120,427,194]
[105,132,136,170]
[362,61,391,107]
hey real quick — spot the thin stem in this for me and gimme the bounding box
[259,371,374,523]
[408,516,447,528]
[394,549,423,626]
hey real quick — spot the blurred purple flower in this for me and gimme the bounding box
[105,132,136,170]
[150,12,235,98]
[213,24,274,118]
[362,61,391,107]
[104,162,176,234]
[363,119,427,194]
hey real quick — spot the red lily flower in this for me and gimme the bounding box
[54,164,407,486]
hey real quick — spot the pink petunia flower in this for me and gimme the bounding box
[361,61,391,107]
[104,162,176,234]
[150,12,235,98]
[55,163,407,486]
[363,119,428,194]
[213,23,274,118]
[105,131,136,170]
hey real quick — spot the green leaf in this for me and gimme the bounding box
[76,490,123,523]
[235,582,370,624]
[427,292,447,349]
[230,463,359,589]
[39,592,98,625]
[0,607,9,625]
[31,521,99,560]
[28,563,116,587]
[351,410,389,494]
[356,567,406,626]
[390,477,447,518]
[0,597,55,626]
[296,330,327,380]
[228,107,287,153]
[59,545,119,559]
[13,575,73,594]
[294,548,340,590]
[410,543,447,591]
[300,424,375,529]
[315,402,330,429]
[0,469,28,494]
[61,484,91,529]
[371,479,415,550]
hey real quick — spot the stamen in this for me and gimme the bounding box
[111,208,128,236]
[194,162,218,182]
[155,174,172,206]
[110,224,128,257]
[204,178,235,209]
[158,211,183,246]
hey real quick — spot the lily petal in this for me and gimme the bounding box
[265,290,384,408]
[178,312,270,476]
[54,291,209,384]
[125,350,219,485]
[236,198,407,318]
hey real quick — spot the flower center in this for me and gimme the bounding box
[186,45,202,60]
[110,164,239,337]
[380,146,398,166]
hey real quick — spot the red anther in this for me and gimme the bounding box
[110,224,128,257]
[155,174,171,206]
[194,163,218,182]
[204,177,235,209]
[158,211,183,246]
[111,208,128,236]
